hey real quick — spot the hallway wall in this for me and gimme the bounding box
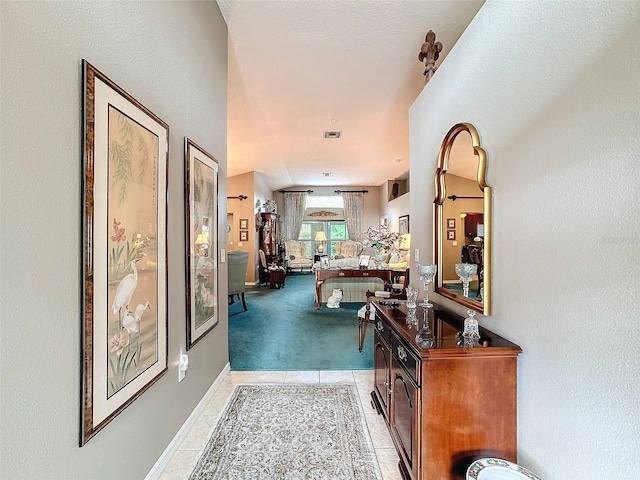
[409,2,640,478]
[1,2,228,478]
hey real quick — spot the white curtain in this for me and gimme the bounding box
[283,192,307,241]
[341,192,364,241]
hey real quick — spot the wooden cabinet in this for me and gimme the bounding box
[370,302,522,480]
[259,212,280,261]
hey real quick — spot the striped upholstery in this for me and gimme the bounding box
[319,277,385,303]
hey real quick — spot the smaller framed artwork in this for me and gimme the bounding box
[447,229,456,240]
[359,255,370,268]
[447,218,456,229]
[239,231,249,242]
[399,215,409,235]
[320,256,330,269]
[380,215,389,228]
[185,138,219,351]
[239,218,248,230]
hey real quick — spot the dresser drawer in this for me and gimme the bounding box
[391,332,419,386]
[374,316,392,345]
[352,270,374,278]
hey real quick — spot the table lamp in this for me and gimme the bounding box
[314,231,327,254]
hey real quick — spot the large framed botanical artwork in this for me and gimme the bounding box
[81,61,169,446]
[184,138,219,349]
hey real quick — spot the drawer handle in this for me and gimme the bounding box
[338,272,345,276]
[397,345,407,361]
[362,272,369,276]
[377,321,384,331]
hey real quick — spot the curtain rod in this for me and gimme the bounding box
[227,195,248,201]
[334,189,368,194]
[447,195,482,201]
[279,189,314,193]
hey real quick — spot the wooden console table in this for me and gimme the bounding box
[371,301,522,480]
[314,268,392,309]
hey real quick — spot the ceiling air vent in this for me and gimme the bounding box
[323,131,341,139]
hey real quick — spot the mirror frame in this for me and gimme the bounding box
[433,123,491,315]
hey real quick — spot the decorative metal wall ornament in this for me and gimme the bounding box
[309,210,339,217]
[81,60,168,445]
[418,30,443,84]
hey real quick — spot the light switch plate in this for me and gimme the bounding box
[221,248,226,262]
[414,248,420,263]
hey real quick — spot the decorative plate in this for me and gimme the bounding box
[466,458,542,480]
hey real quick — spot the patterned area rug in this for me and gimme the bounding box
[189,384,383,480]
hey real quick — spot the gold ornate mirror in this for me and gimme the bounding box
[433,123,491,315]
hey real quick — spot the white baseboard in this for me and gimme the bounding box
[144,362,231,480]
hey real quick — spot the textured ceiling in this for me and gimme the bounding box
[218,0,485,191]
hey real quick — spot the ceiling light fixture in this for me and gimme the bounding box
[323,131,341,139]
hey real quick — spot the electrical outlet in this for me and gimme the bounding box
[414,248,419,263]
[178,354,189,382]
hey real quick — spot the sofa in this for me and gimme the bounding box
[317,276,387,303]
[284,240,313,273]
[313,239,364,270]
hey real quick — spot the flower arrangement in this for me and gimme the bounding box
[361,225,400,253]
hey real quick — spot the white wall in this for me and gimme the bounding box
[409,2,640,478]
[0,2,228,478]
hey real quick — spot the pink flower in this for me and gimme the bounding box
[361,225,400,252]
[109,331,130,356]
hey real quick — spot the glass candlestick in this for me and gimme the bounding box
[455,263,477,297]
[416,263,437,307]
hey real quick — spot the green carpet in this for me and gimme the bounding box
[228,273,373,370]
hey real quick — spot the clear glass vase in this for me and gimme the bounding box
[455,263,477,298]
[416,263,437,307]
[462,309,480,347]
[415,308,435,348]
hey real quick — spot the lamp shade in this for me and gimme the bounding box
[314,231,327,241]
[399,233,411,249]
[195,233,209,245]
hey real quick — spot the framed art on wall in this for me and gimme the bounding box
[240,231,249,242]
[239,218,248,230]
[447,229,456,240]
[185,138,219,350]
[447,218,456,229]
[399,215,410,235]
[81,60,168,446]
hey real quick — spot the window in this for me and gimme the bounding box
[305,196,344,208]
[298,221,347,256]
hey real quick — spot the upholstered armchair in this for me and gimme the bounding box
[334,239,363,259]
[227,250,249,311]
[284,240,313,273]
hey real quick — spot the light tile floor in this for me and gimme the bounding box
[159,370,402,480]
